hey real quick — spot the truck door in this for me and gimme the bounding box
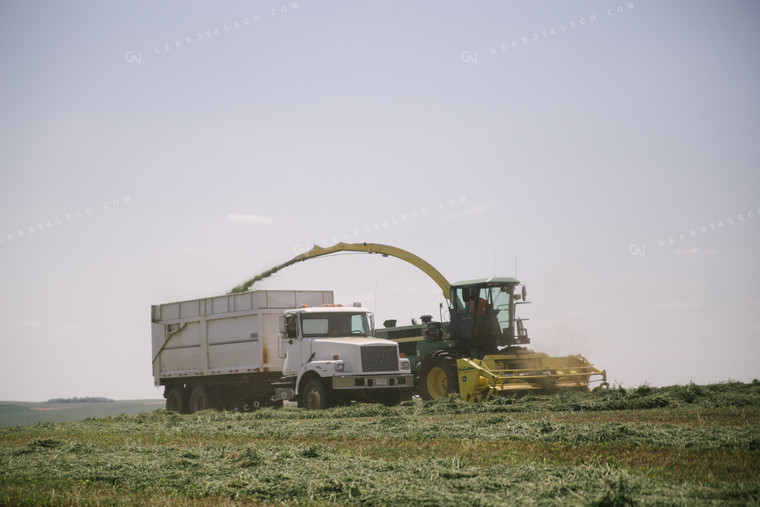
[282,314,303,374]
[299,313,331,367]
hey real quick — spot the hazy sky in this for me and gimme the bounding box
[1,1,758,401]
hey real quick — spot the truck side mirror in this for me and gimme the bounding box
[279,315,287,334]
[522,285,527,301]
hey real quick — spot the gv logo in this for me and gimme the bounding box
[460,51,478,64]
[628,243,646,258]
[124,51,142,65]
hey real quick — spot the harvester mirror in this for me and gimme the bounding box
[516,318,530,344]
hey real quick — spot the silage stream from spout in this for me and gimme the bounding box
[228,248,365,294]
[228,257,303,294]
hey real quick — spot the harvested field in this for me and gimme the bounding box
[1,382,758,505]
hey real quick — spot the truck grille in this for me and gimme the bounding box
[361,345,398,372]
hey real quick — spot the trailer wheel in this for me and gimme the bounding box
[302,378,332,410]
[165,387,186,413]
[419,352,459,401]
[189,386,211,413]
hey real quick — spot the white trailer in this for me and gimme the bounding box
[152,290,413,411]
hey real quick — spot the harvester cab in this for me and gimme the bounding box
[448,278,531,351]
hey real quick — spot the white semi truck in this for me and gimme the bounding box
[151,290,414,411]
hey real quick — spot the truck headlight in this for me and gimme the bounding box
[335,361,345,372]
[399,358,410,371]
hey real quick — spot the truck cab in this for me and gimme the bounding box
[275,305,414,409]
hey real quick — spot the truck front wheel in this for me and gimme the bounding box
[301,378,332,410]
[189,386,211,413]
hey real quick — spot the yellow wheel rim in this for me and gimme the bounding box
[427,366,448,399]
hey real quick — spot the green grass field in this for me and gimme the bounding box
[0,400,165,427]
[1,382,758,505]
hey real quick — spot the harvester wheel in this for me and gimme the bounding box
[419,352,459,401]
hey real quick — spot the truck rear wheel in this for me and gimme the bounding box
[301,378,332,410]
[189,386,211,413]
[419,352,459,401]
[165,387,186,413]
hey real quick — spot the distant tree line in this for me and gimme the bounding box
[46,397,114,404]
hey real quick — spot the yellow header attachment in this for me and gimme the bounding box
[457,353,609,402]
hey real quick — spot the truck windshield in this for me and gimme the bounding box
[301,312,371,338]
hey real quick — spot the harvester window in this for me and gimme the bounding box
[453,288,473,319]
[470,289,488,315]
[473,286,511,336]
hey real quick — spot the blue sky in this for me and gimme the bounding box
[1,1,758,400]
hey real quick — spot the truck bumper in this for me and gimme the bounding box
[332,374,414,390]
[274,374,415,401]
